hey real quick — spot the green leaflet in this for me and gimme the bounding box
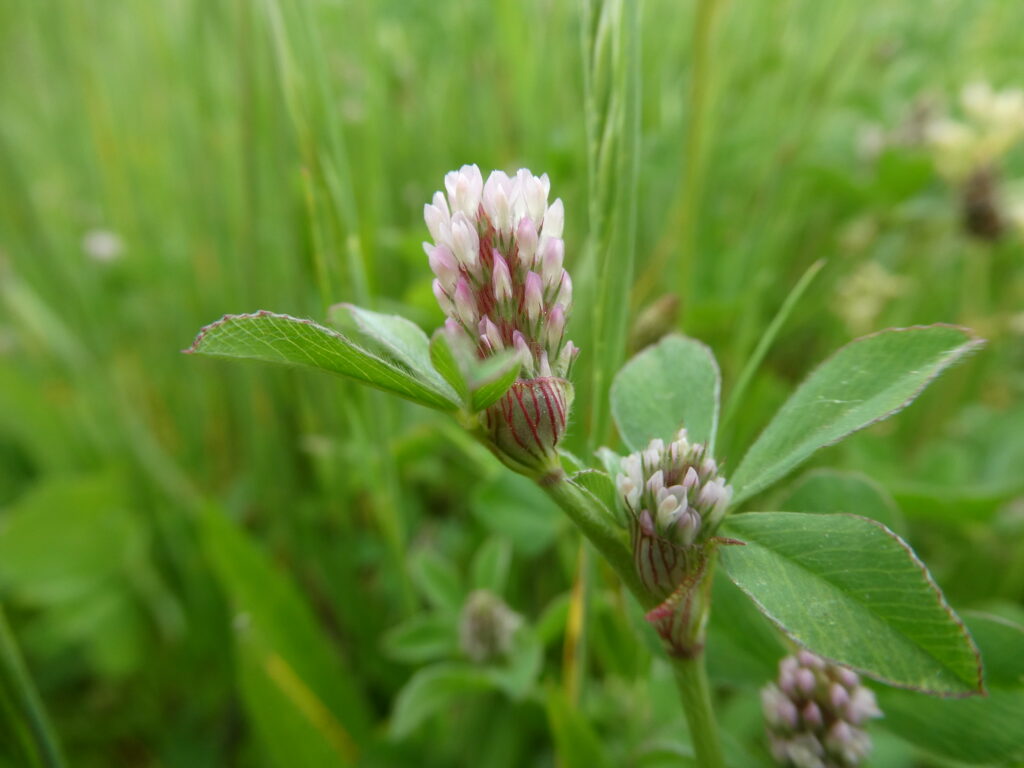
[186,311,460,410]
[730,325,983,504]
[720,511,982,695]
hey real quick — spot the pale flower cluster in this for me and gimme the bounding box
[762,651,882,768]
[617,429,731,548]
[424,165,575,379]
[927,81,1024,181]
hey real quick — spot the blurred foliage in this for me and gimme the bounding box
[1,0,1023,765]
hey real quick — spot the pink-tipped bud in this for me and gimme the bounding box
[524,271,544,324]
[484,377,571,476]
[512,330,533,376]
[426,243,459,288]
[444,164,484,218]
[542,198,564,240]
[480,317,504,351]
[454,279,477,327]
[482,170,513,235]
[541,238,565,289]
[516,217,539,267]
[450,212,480,273]
[518,168,549,224]
[492,253,513,303]
[763,652,881,768]
[433,279,454,314]
[546,305,566,348]
[556,270,573,306]
[802,702,823,728]
[424,192,451,244]
[556,341,578,375]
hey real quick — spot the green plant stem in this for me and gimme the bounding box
[671,653,725,768]
[541,474,648,605]
[0,608,66,768]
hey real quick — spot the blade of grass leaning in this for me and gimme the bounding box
[580,0,642,453]
[0,607,67,768]
[721,258,825,428]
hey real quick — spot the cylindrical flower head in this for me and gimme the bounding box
[762,651,882,768]
[425,165,578,475]
[458,589,523,664]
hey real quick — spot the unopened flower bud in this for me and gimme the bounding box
[762,651,882,768]
[424,192,451,244]
[444,164,484,218]
[492,253,513,303]
[453,279,477,328]
[517,217,539,267]
[616,430,733,657]
[458,589,522,664]
[541,198,564,241]
[450,212,481,273]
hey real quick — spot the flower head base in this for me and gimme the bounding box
[616,430,732,657]
[426,165,578,475]
[762,651,882,768]
[458,590,523,664]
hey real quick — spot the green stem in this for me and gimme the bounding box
[671,653,725,768]
[0,608,66,768]
[540,473,649,606]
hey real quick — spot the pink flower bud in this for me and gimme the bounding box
[524,271,544,325]
[453,279,477,327]
[542,198,564,240]
[541,238,564,289]
[481,317,504,351]
[450,212,480,273]
[444,164,483,218]
[516,217,539,267]
[492,253,513,303]
[802,702,823,728]
[545,305,566,348]
[424,191,451,244]
[556,270,573,306]
[426,243,459,288]
[433,279,454,314]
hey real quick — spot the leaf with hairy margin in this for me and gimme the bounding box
[730,325,983,505]
[186,311,460,410]
[720,512,982,695]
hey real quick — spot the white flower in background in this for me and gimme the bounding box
[926,81,1024,181]
[834,261,911,336]
[82,228,124,264]
[762,651,882,768]
[458,590,523,664]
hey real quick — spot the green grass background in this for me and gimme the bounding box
[1,0,1023,765]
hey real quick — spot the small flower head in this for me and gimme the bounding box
[616,430,732,656]
[458,590,523,664]
[763,651,882,768]
[617,429,731,556]
[425,165,578,475]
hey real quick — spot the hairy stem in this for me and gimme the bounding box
[541,473,649,605]
[672,652,725,768]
